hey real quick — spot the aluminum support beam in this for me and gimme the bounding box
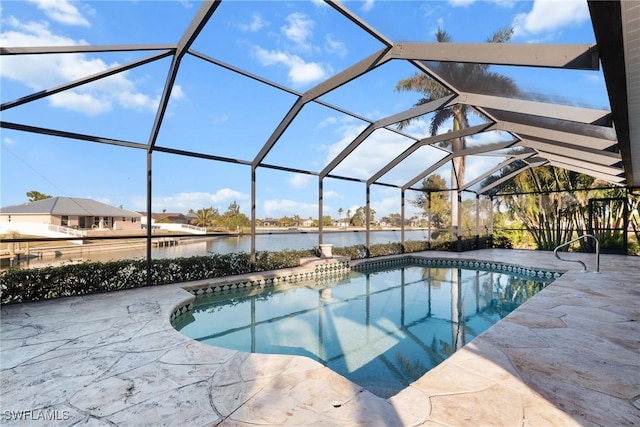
[518,138,621,166]
[588,0,634,185]
[547,160,626,184]
[487,109,617,141]
[400,190,406,250]
[451,92,610,124]
[189,50,299,96]
[538,151,624,177]
[495,121,617,151]
[252,98,305,166]
[401,139,514,191]
[153,146,252,164]
[251,167,257,268]
[0,121,147,150]
[321,124,375,178]
[477,160,546,194]
[252,48,394,167]
[368,123,494,184]
[147,1,220,152]
[326,1,392,47]
[1,51,173,111]
[301,48,391,102]
[365,185,371,255]
[387,42,599,70]
[459,156,527,191]
[403,155,453,191]
[374,95,455,128]
[0,45,175,55]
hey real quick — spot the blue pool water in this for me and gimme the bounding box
[173,264,554,398]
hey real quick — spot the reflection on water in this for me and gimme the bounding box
[174,265,551,399]
[12,230,430,269]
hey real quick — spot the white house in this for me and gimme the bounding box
[0,197,141,237]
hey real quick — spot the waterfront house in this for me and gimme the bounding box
[139,212,190,225]
[261,218,279,227]
[0,197,141,235]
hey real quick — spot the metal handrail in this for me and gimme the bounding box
[553,234,600,273]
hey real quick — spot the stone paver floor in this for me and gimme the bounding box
[1,249,639,426]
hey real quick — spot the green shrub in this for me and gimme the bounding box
[0,239,477,304]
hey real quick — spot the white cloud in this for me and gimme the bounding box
[263,199,318,218]
[324,190,340,199]
[0,17,168,116]
[361,0,375,12]
[582,73,602,84]
[253,46,330,87]
[326,125,415,180]
[27,0,90,27]
[489,0,516,7]
[317,116,338,128]
[448,0,475,6]
[86,196,111,205]
[212,114,228,124]
[281,12,314,49]
[325,35,347,57]
[3,137,17,146]
[49,91,111,115]
[132,189,250,213]
[238,13,268,32]
[171,85,185,101]
[465,130,514,146]
[372,195,405,218]
[513,0,589,39]
[448,0,514,7]
[288,173,312,189]
[116,90,160,112]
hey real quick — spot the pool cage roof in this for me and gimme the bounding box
[1,0,637,207]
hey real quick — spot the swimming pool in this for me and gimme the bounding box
[173,262,556,398]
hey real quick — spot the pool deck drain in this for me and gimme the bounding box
[1,249,639,426]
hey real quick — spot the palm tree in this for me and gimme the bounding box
[396,27,519,239]
[338,207,344,221]
[192,207,216,228]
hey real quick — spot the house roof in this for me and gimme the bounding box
[150,213,187,221]
[0,197,141,217]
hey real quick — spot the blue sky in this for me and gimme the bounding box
[0,0,609,219]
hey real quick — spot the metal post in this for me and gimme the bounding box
[318,178,323,246]
[146,150,152,287]
[250,167,256,271]
[457,191,462,252]
[427,192,432,248]
[400,189,405,253]
[475,193,480,249]
[365,184,370,258]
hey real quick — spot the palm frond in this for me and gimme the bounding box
[429,108,453,136]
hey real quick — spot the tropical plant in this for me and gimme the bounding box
[349,206,376,227]
[219,201,250,230]
[396,27,519,236]
[411,174,450,237]
[26,190,52,202]
[480,165,633,251]
[192,207,218,228]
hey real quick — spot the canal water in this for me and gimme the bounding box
[14,230,431,269]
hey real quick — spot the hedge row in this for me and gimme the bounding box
[0,249,320,305]
[0,239,503,304]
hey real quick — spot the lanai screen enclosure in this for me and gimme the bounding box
[1,1,638,275]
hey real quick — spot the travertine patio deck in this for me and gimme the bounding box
[1,249,639,426]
